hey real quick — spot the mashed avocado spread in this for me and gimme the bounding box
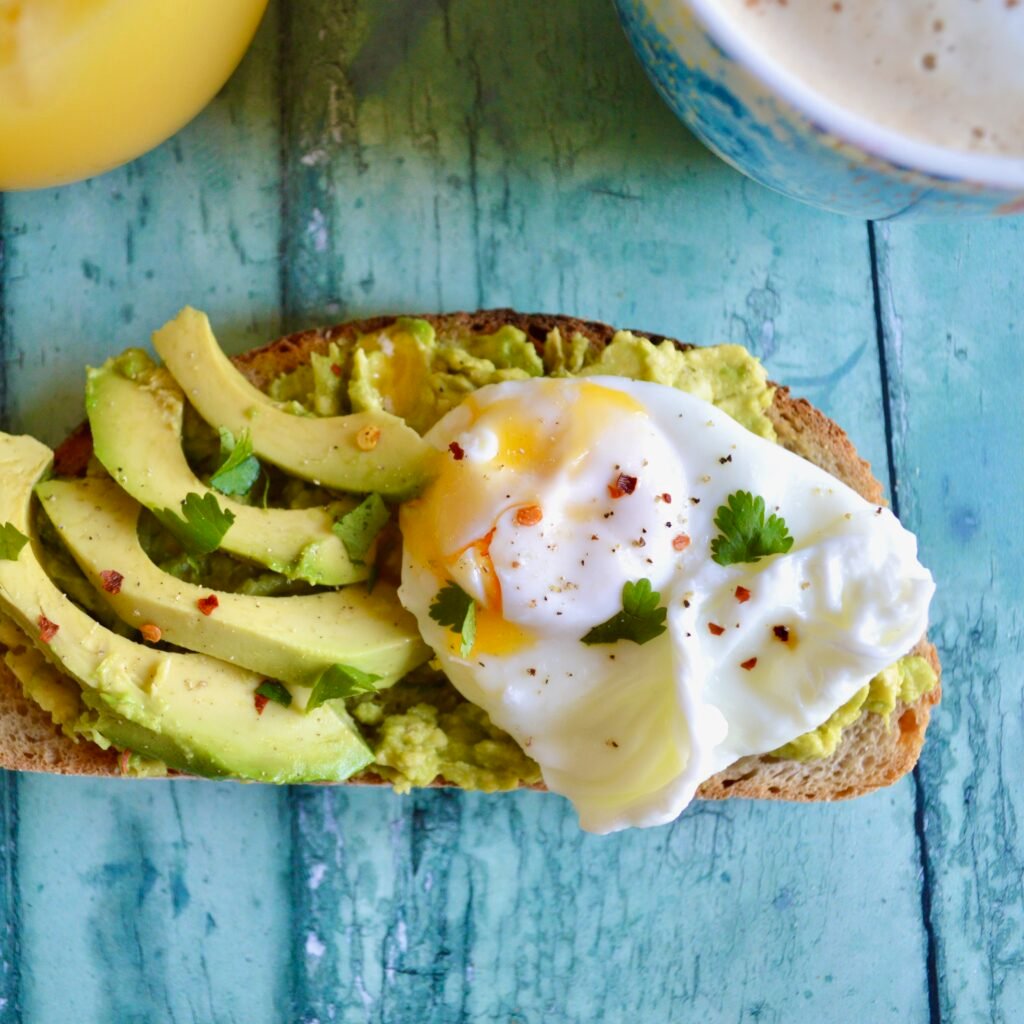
[14,318,935,788]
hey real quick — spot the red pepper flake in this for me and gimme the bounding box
[661,492,672,504]
[741,657,758,671]
[672,534,691,552]
[254,693,269,716]
[708,622,725,636]
[773,625,791,643]
[356,425,381,451]
[140,623,162,644]
[514,505,543,527]
[330,363,342,377]
[197,594,219,616]
[37,615,59,644]
[117,749,132,775]
[448,441,466,461]
[99,570,124,595]
[734,586,751,603]
[607,473,638,499]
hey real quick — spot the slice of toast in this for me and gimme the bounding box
[0,311,941,801]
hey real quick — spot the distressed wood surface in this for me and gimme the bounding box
[0,0,1017,1021]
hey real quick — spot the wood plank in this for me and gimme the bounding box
[18,778,290,1024]
[0,772,21,1022]
[281,3,928,1019]
[875,217,1024,1022]
[0,11,292,1022]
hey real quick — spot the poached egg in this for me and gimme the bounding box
[398,376,934,833]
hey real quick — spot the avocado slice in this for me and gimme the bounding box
[0,433,374,782]
[36,476,431,688]
[153,307,433,498]
[86,357,365,586]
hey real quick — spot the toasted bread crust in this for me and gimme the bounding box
[0,311,939,800]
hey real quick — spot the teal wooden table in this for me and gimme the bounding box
[0,3,1019,1021]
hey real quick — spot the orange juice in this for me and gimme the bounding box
[0,0,269,190]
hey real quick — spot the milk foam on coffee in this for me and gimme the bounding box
[713,0,1024,156]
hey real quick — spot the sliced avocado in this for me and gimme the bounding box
[36,476,432,688]
[86,356,365,586]
[0,433,373,783]
[153,307,432,498]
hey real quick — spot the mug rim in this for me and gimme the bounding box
[687,0,1024,191]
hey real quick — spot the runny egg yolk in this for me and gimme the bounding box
[401,381,646,658]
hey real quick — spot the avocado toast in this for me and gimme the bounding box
[0,310,940,810]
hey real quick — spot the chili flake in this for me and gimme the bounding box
[37,615,59,644]
[608,473,638,499]
[740,657,758,671]
[661,493,672,503]
[708,622,725,636]
[254,693,269,716]
[673,534,691,552]
[515,505,543,527]
[330,364,343,377]
[356,425,381,451]
[197,594,220,616]
[448,441,466,461]
[117,749,132,775]
[773,625,791,643]
[734,586,751,603]
[99,570,124,595]
[140,624,162,644]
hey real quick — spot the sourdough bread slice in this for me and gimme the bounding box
[0,311,941,801]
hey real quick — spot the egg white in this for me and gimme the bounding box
[398,376,934,833]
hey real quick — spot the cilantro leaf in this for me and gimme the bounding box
[153,492,236,559]
[710,490,794,567]
[307,664,382,711]
[0,523,29,561]
[255,680,292,708]
[211,428,261,496]
[581,578,667,646]
[333,494,390,564]
[429,581,477,657]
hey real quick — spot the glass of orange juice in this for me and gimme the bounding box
[0,0,269,191]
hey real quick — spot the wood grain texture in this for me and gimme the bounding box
[875,218,1024,1023]
[0,10,292,1024]
[280,2,928,1021]
[4,0,1018,1019]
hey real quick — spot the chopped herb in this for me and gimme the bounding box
[154,492,235,559]
[307,664,382,710]
[211,428,261,496]
[710,491,793,567]
[0,523,28,561]
[581,578,667,646]
[429,581,477,657]
[255,680,292,708]
[333,494,390,563]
